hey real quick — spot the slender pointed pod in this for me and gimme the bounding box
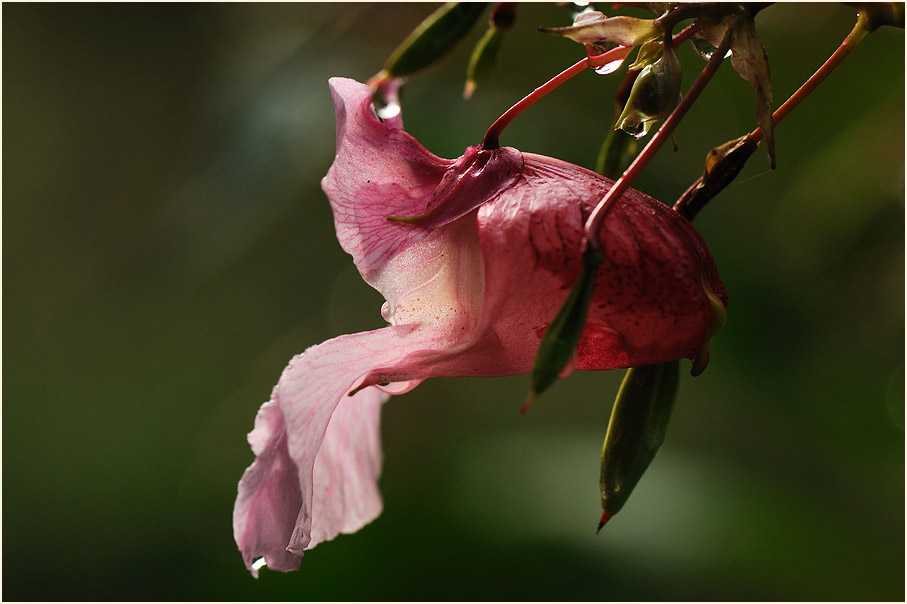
[372,2,488,84]
[598,360,680,526]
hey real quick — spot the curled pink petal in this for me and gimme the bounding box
[233,398,303,577]
[235,326,446,575]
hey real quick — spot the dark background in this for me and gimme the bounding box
[3,3,904,600]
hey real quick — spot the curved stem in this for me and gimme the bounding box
[480,19,701,151]
[584,19,736,254]
[746,18,868,143]
[672,14,873,221]
[481,46,632,150]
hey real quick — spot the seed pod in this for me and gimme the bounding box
[382,3,488,79]
[598,360,679,530]
[525,248,603,411]
[615,44,682,139]
[463,3,516,99]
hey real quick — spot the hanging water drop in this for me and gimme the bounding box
[619,114,652,139]
[381,301,394,324]
[370,76,404,122]
[251,557,267,572]
[376,100,401,120]
[592,58,624,75]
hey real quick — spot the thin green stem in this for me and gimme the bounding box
[583,19,736,254]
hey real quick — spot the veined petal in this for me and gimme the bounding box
[471,153,727,372]
[321,77,726,378]
[322,77,451,289]
[233,398,303,577]
[234,326,439,575]
[323,78,499,339]
[308,381,387,547]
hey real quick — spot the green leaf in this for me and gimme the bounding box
[598,360,680,528]
[383,3,488,79]
[525,248,603,409]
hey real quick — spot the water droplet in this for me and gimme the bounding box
[252,557,267,571]
[570,3,597,21]
[381,301,394,324]
[376,100,401,120]
[619,115,652,139]
[592,57,624,75]
[370,77,404,123]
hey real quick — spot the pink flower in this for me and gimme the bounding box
[233,77,727,575]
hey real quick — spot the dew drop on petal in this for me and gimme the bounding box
[252,557,267,572]
[381,301,394,324]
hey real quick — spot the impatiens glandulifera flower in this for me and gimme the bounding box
[233,77,727,575]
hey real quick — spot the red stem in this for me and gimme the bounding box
[481,46,632,150]
[480,21,700,151]
[746,18,868,143]
[583,20,736,253]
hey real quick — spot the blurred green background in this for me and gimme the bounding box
[3,3,903,600]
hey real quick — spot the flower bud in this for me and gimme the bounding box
[616,44,682,139]
[598,360,680,530]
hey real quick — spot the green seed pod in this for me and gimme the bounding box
[525,248,603,411]
[383,3,488,79]
[598,360,680,529]
[627,39,664,72]
[464,3,516,99]
[464,26,504,99]
[615,44,682,139]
